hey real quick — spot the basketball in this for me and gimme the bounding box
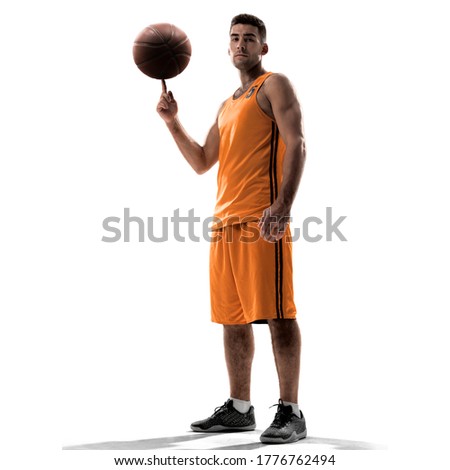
[132,23,192,80]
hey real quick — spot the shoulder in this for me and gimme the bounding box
[264,73,293,90]
[261,73,297,100]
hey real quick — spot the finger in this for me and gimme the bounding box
[159,93,170,104]
[161,79,167,93]
[274,228,287,241]
[266,220,286,242]
[260,218,274,241]
[262,231,277,243]
[269,222,281,239]
[276,219,288,235]
[157,99,169,111]
[258,208,270,229]
[258,208,269,226]
[258,216,265,230]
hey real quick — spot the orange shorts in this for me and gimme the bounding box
[209,222,297,325]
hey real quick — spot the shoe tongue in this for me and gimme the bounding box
[280,405,292,417]
[278,399,292,414]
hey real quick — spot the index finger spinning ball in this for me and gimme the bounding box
[132,23,192,79]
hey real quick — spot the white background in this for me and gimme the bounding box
[1,0,449,468]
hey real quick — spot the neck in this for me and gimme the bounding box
[238,64,266,90]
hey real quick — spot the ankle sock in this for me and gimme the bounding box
[230,397,251,413]
[283,401,300,418]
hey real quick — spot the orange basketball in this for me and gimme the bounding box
[132,23,192,79]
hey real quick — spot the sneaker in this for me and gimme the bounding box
[190,399,256,432]
[260,399,307,444]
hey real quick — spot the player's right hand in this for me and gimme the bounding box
[157,79,178,124]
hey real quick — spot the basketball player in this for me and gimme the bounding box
[157,14,307,444]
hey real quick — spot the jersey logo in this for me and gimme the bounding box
[245,86,257,99]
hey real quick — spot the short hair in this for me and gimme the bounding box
[230,14,267,43]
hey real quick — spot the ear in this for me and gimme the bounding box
[261,43,269,55]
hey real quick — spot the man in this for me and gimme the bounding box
[157,13,307,444]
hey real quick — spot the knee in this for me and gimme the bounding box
[268,319,300,344]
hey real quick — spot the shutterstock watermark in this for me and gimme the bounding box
[101,207,347,243]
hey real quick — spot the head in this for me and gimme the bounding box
[228,14,268,70]
[230,14,267,43]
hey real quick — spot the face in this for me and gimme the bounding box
[228,24,268,70]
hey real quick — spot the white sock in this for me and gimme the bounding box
[283,401,300,418]
[230,397,251,413]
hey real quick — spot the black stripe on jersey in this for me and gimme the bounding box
[269,124,275,205]
[272,126,279,199]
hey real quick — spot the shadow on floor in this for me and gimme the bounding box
[208,436,386,451]
[63,433,386,451]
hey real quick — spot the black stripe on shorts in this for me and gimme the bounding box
[269,123,284,319]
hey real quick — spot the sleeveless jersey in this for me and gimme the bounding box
[213,72,286,229]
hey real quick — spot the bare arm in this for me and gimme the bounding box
[258,74,306,241]
[156,80,220,174]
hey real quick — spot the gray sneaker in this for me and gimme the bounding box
[260,399,307,444]
[191,399,256,432]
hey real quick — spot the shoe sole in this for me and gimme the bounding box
[191,424,256,433]
[260,428,307,444]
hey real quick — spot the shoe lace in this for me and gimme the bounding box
[213,401,229,415]
[269,399,291,428]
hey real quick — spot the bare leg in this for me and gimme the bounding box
[223,324,254,401]
[268,319,301,403]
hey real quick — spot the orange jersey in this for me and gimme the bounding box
[213,72,286,229]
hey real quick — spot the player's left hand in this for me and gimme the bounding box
[258,204,291,242]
